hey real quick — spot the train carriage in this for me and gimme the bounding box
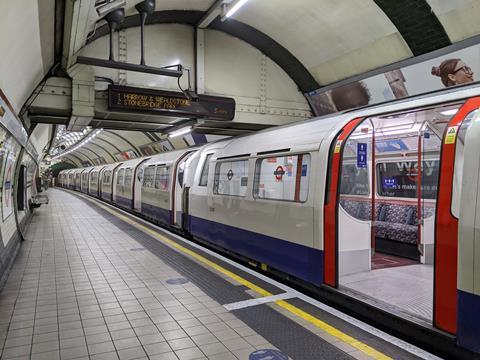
[100,162,123,202]
[139,149,197,227]
[58,83,480,355]
[89,165,106,197]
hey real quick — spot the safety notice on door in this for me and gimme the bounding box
[445,126,459,144]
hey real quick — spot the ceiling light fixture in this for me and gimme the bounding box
[168,126,192,138]
[440,109,459,116]
[223,0,249,19]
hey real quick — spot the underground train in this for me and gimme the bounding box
[58,84,480,356]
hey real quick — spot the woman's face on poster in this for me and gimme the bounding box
[449,61,474,85]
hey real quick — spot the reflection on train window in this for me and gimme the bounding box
[91,172,98,183]
[376,160,439,199]
[199,154,213,186]
[155,166,169,191]
[117,169,124,185]
[124,168,133,187]
[452,109,478,218]
[103,170,111,184]
[214,160,249,197]
[253,154,310,202]
[178,162,185,187]
[143,166,155,188]
[340,164,369,195]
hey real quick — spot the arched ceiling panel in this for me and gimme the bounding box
[233,0,412,85]
[82,142,116,162]
[97,132,135,154]
[0,0,55,112]
[427,0,480,42]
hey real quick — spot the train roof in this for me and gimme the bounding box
[142,148,198,166]
[213,83,480,158]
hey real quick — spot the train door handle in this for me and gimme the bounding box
[209,207,215,212]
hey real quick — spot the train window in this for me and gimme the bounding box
[143,166,155,188]
[376,160,440,199]
[253,154,310,202]
[91,172,97,182]
[103,170,111,184]
[199,154,213,186]
[452,109,478,218]
[340,164,369,196]
[155,166,169,191]
[124,168,133,187]
[117,169,124,185]
[214,159,249,197]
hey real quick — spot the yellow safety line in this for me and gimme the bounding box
[79,193,391,360]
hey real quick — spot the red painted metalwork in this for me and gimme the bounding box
[324,118,363,287]
[435,97,480,334]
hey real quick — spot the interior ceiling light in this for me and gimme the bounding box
[440,109,458,116]
[168,126,192,138]
[223,0,250,19]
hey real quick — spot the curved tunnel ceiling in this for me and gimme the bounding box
[84,0,469,89]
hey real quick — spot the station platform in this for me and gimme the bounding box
[0,189,437,360]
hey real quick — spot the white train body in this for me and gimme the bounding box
[58,84,480,355]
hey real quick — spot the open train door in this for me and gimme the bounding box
[172,152,195,227]
[434,97,480,334]
[325,99,479,333]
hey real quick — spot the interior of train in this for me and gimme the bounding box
[337,102,474,323]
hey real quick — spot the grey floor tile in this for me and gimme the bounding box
[143,341,172,356]
[117,346,147,360]
[88,340,116,355]
[168,337,196,351]
[174,346,205,360]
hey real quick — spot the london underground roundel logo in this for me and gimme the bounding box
[274,166,285,180]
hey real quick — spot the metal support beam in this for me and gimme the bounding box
[197,0,224,29]
[195,28,205,94]
[76,56,184,77]
[67,64,95,131]
[62,0,96,69]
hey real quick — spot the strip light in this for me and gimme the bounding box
[168,126,192,138]
[51,129,103,160]
[225,0,249,18]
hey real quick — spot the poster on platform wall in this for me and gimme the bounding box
[2,147,15,221]
[306,43,480,116]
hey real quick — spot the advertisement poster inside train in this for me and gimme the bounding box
[307,43,480,116]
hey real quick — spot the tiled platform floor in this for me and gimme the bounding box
[0,189,422,360]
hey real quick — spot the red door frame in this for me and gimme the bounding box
[434,97,480,334]
[324,117,364,287]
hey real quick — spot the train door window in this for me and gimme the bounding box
[124,168,133,187]
[104,170,111,184]
[117,169,124,185]
[155,166,169,191]
[143,165,155,188]
[92,172,97,183]
[178,162,186,188]
[452,110,478,218]
[214,159,249,197]
[199,154,213,186]
[253,154,310,202]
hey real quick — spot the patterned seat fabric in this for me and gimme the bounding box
[340,198,435,244]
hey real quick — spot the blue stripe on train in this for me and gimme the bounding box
[189,215,323,285]
[457,289,480,353]
[141,202,171,225]
[115,195,132,209]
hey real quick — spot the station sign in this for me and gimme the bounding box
[108,85,235,121]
